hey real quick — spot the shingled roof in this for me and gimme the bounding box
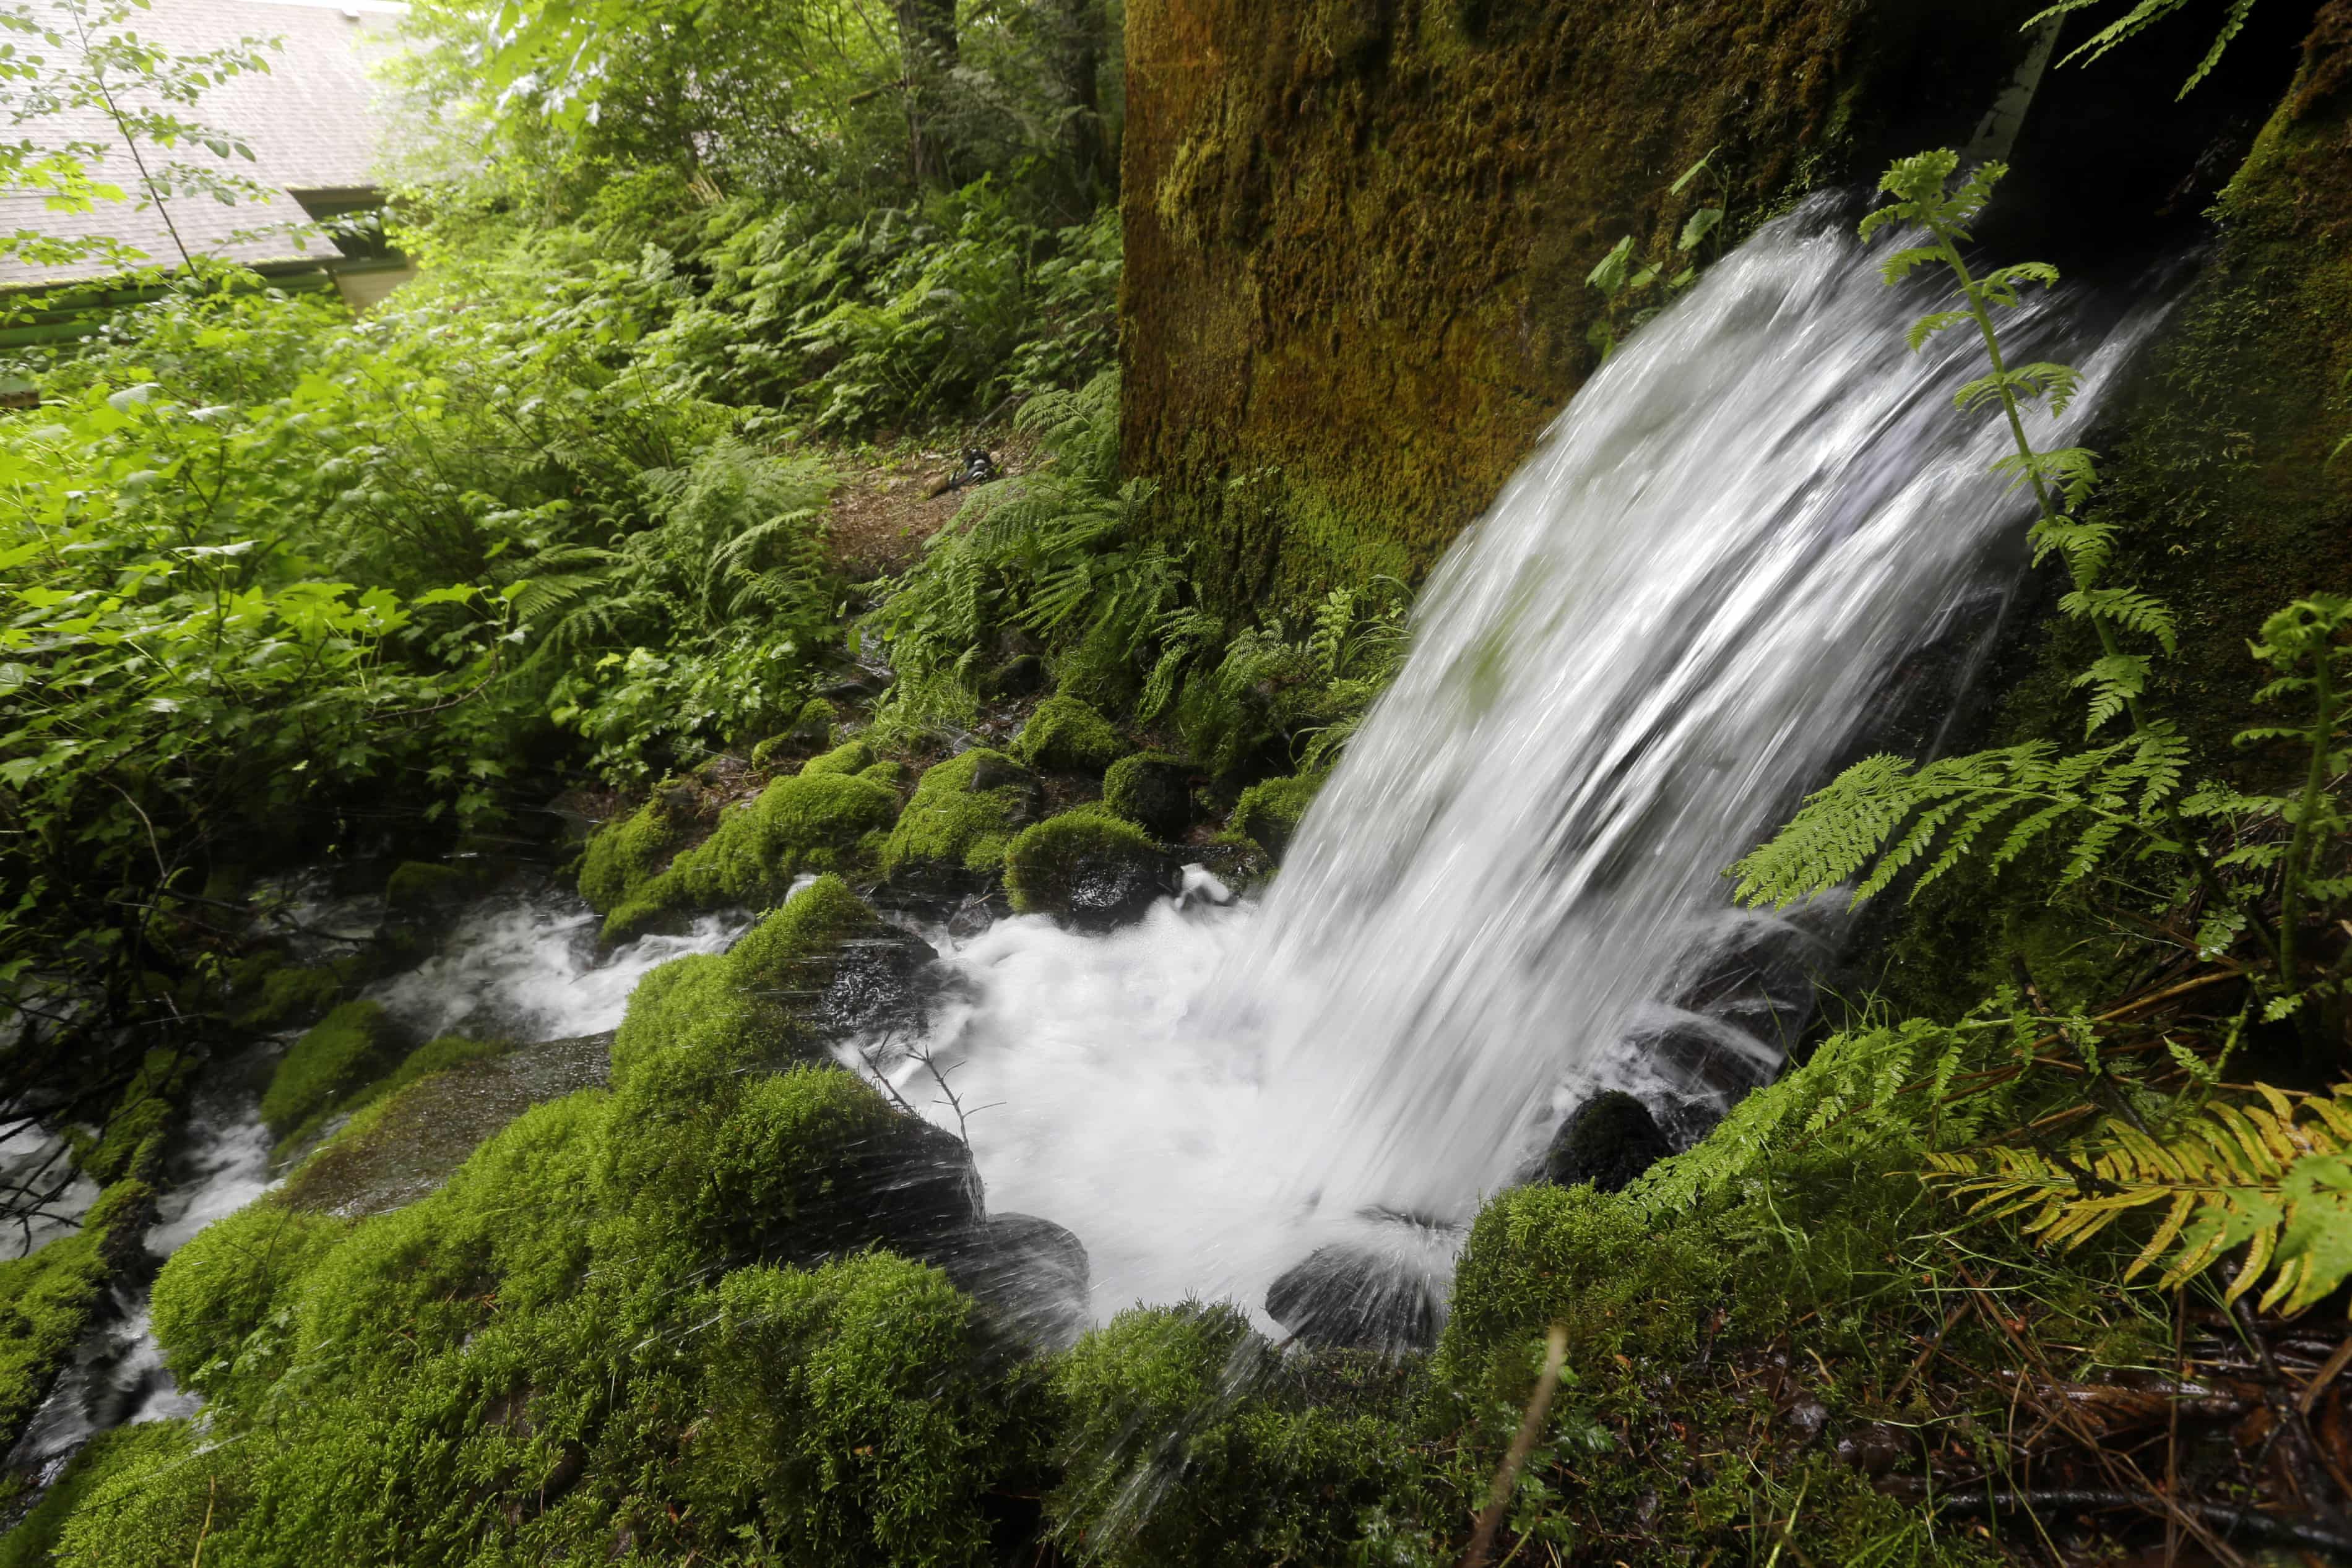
[0,0,407,290]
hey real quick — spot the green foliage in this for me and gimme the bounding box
[1003,806,1164,917]
[881,748,1040,884]
[601,771,899,942]
[1931,1081,2352,1314]
[0,1420,198,1568]
[257,1000,401,1138]
[2025,0,2266,98]
[231,962,342,1032]
[1583,150,1728,361]
[1014,694,1130,775]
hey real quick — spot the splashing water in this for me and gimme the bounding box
[872,204,2172,1329]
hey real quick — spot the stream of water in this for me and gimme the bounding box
[864,202,2173,1334]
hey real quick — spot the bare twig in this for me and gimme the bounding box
[1457,1324,1569,1568]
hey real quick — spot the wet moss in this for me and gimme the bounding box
[0,1179,152,1452]
[881,748,1042,886]
[9,1419,226,1568]
[259,1001,404,1140]
[148,1198,351,1405]
[1048,1303,1418,1568]
[231,962,341,1032]
[576,794,690,915]
[751,696,841,768]
[1228,771,1323,863]
[383,859,481,912]
[800,737,877,776]
[1003,808,1170,921]
[71,1048,193,1186]
[1013,694,1131,775]
[1122,0,2040,611]
[601,771,900,942]
[1102,751,1193,840]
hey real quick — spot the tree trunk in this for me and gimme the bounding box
[1047,0,1110,199]
[895,0,959,184]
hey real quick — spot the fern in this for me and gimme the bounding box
[1733,730,2191,908]
[1927,1083,2352,1312]
[2024,0,2265,98]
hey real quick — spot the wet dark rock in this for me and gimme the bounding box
[812,931,937,1038]
[1265,1244,1445,1355]
[1004,810,1179,931]
[980,653,1050,699]
[1633,1019,1780,1134]
[944,1212,1091,1352]
[1670,925,1822,1054]
[1542,1090,1672,1194]
[852,1117,985,1259]
[1102,753,1193,841]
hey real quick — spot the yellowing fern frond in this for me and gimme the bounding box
[1926,1083,2352,1313]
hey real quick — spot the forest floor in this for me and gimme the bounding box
[825,428,1042,579]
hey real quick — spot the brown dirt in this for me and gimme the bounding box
[825,429,1043,580]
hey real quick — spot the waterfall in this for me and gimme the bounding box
[869,201,2170,1332]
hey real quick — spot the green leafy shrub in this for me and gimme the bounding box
[601,772,900,942]
[1013,694,1130,775]
[259,1001,404,1138]
[881,749,1040,885]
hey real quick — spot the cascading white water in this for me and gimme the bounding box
[870,203,2171,1328]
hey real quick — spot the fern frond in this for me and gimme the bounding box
[1929,1083,2352,1312]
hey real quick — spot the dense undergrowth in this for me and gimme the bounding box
[3,1,2350,1566]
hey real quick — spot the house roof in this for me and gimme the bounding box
[0,0,407,289]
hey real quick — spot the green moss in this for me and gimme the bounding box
[1049,1303,1417,1568]
[383,859,480,911]
[1003,807,1167,918]
[602,771,900,943]
[71,1048,193,1185]
[149,1198,350,1405]
[231,962,340,1032]
[724,872,889,996]
[259,1001,403,1138]
[2,1421,220,1568]
[800,736,876,776]
[881,747,1041,885]
[1102,751,1192,839]
[1013,694,1130,775]
[752,696,841,768]
[858,759,906,785]
[0,1179,150,1452]
[576,795,690,914]
[1229,771,1323,863]
[681,1253,1030,1567]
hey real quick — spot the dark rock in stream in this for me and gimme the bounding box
[812,931,938,1038]
[1541,1090,1672,1194]
[943,1212,1091,1352]
[1266,1244,1446,1355]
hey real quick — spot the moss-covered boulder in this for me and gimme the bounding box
[148,1198,350,1406]
[881,747,1043,888]
[259,1000,404,1140]
[1012,694,1130,775]
[799,736,876,776]
[231,959,340,1032]
[1051,1303,1417,1567]
[1004,808,1178,928]
[1102,751,1194,840]
[70,1047,194,1186]
[1229,771,1322,863]
[576,793,690,914]
[601,771,900,943]
[750,695,840,768]
[0,1178,152,1454]
[383,859,485,912]
[2,1418,223,1568]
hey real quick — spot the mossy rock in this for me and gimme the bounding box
[602,771,900,944]
[1004,808,1177,928]
[69,1048,195,1186]
[1541,1089,1672,1193]
[858,758,906,786]
[231,961,340,1032]
[577,794,690,914]
[149,1198,350,1406]
[0,1419,216,1568]
[881,747,1043,889]
[751,696,841,768]
[1102,751,1194,840]
[979,652,1051,699]
[1229,771,1323,863]
[383,859,486,912]
[259,1001,405,1139]
[800,737,877,776]
[1011,694,1130,775]
[1051,1302,1417,1567]
[0,1178,153,1454]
